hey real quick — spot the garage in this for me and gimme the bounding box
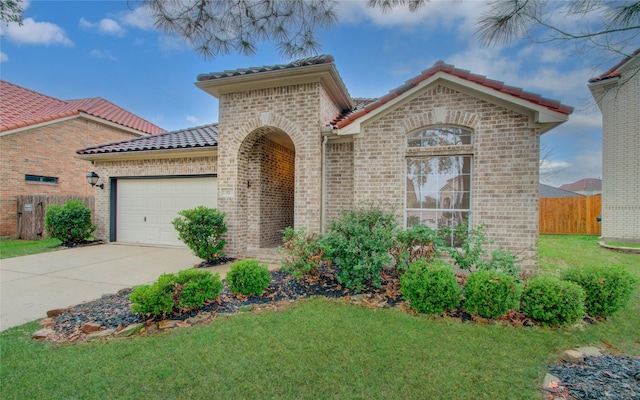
[115,176,217,246]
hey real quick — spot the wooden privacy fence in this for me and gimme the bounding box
[16,195,95,240]
[539,194,602,235]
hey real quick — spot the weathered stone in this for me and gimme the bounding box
[46,308,66,318]
[40,317,56,327]
[350,294,365,302]
[543,373,560,389]
[577,346,601,357]
[563,349,584,363]
[86,328,116,341]
[188,313,211,325]
[238,304,253,312]
[32,328,54,339]
[82,322,102,334]
[116,323,144,337]
[158,320,179,330]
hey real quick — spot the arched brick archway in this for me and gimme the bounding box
[237,126,296,249]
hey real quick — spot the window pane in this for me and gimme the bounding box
[407,126,472,148]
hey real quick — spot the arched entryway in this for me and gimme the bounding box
[238,126,295,250]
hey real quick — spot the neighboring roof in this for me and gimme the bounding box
[540,183,584,198]
[559,178,602,192]
[332,60,574,129]
[77,123,218,155]
[0,80,165,134]
[196,55,335,82]
[588,48,640,83]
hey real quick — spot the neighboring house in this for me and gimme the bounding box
[539,184,584,198]
[558,178,602,196]
[77,56,572,271]
[588,49,640,244]
[0,80,164,238]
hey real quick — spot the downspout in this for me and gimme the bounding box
[321,135,328,234]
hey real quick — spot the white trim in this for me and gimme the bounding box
[336,72,570,136]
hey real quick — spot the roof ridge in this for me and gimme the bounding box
[589,48,640,83]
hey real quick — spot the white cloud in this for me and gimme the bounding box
[120,7,155,30]
[0,52,7,62]
[0,18,73,46]
[89,49,117,61]
[186,115,199,124]
[80,17,125,36]
[544,151,602,187]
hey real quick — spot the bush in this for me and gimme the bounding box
[445,223,489,272]
[464,270,522,318]
[390,224,443,271]
[44,200,96,245]
[400,259,461,315]
[562,265,637,316]
[226,259,271,296]
[130,269,223,317]
[278,227,324,279]
[172,206,227,262]
[487,248,522,282]
[520,275,585,325]
[322,206,398,292]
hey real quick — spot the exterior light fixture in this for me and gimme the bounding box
[86,171,104,189]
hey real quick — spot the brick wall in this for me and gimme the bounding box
[598,56,640,243]
[0,118,139,237]
[217,83,327,257]
[353,83,541,271]
[325,142,354,226]
[93,154,218,241]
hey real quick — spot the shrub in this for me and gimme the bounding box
[172,206,227,262]
[487,248,522,282]
[400,259,461,315]
[445,223,489,272]
[44,200,96,245]
[226,259,271,296]
[322,206,398,292]
[520,275,585,325]
[130,269,223,317]
[278,227,324,279]
[464,270,522,318]
[561,265,637,316]
[390,224,443,271]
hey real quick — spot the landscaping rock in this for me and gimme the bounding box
[47,308,67,318]
[32,328,54,339]
[187,313,211,325]
[158,320,179,330]
[40,317,56,327]
[116,323,143,337]
[562,349,584,363]
[577,346,601,357]
[543,373,560,389]
[82,322,102,334]
[86,328,116,341]
[350,294,365,302]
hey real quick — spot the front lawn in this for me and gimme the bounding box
[0,235,638,399]
[0,238,61,259]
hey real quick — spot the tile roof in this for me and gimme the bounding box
[540,183,584,198]
[559,178,602,192]
[331,61,574,129]
[77,123,218,155]
[0,80,165,134]
[589,48,640,83]
[196,55,335,81]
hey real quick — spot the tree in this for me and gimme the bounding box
[476,0,639,62]
[0,0,23,25]
[143,0,338,60]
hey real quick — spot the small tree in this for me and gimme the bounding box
[44,200,96,245]
[172,206,227,262]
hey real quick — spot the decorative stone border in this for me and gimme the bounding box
[598,241,640,254]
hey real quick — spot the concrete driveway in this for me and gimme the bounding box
[0,244,206,331]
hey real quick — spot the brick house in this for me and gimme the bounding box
[0,80,164,238]
[589,48,640,244]
[77,56,572,270]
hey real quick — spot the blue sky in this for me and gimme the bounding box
[2,1,632,187]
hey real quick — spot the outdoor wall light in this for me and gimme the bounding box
[86,171,104,189]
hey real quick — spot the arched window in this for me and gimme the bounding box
[407,126,472,148]
[406,126,472,245]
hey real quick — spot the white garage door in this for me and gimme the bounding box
[116,177,217,246]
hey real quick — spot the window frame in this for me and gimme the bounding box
[25,174,59,184]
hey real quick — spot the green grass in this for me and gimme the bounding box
[0,238,61,259]
[0,235,638,399]
[605,241,640,249]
